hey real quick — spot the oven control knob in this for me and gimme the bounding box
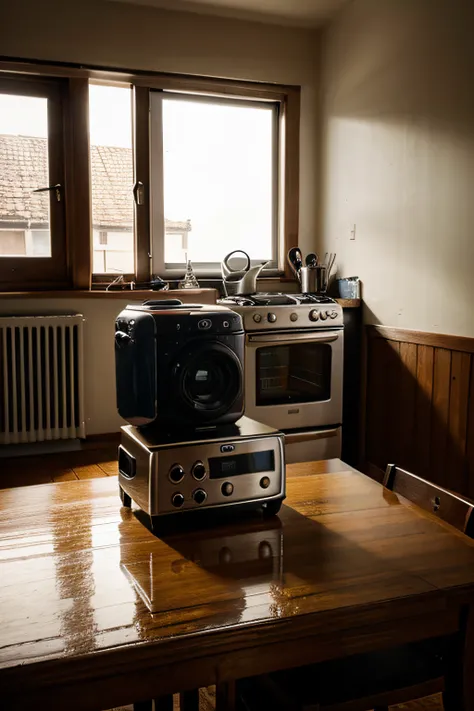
[267,313,277,323]
[193,489,207,505]
[330,311,338,319]
[171,492,185,508]
[260,476,271,489]
[309,309,319,322]
[320,311,328,321]
[290,312,298,322]
[169,465,185,484]
[221,482,234,497]
[192,461,207,481]
[253,313,262,323]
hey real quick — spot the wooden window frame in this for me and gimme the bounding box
[0,75,69,289]
[0,59,300,290]
[149,91,281,278]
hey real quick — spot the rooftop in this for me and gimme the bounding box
[0,135,190,232]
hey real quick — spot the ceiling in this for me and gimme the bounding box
[108,0,350,27]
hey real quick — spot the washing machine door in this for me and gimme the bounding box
[174,341,243,421]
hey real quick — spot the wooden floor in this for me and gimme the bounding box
[0,437,119,489]
[0,446,445,711]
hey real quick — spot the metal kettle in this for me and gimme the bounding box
[221,250,268,296]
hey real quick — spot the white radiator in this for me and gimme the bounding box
[0,315,85,445]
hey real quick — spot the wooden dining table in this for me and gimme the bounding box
[1,458,474,711]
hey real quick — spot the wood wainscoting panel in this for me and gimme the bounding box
[415,345,434,480]
[365,326,474,498]
[398,341,418,472]
[448,351,471,495]
[431,348,452,489]
[469,357,474,500]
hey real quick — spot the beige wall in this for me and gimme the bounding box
[1,0,319,258]
[319,0,474,337]
[1,0,319,434]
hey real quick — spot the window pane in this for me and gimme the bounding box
[162,97,274,267]
[0,94,52,258]
[89,84,135,274]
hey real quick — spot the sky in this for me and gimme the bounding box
[0,94,48,136]
[0,86,132,146]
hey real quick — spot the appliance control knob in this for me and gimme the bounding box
[171,492,185,508]
[193,488,207,505]
[192,461,207,481]
[169,465,185,484]
[221,482,234,497]
[253,313,262,323]
[260,476,271,489]
[115,331,132,348]
[309,309,319,322]
[330,311,338,319]
[320,311,328,321]
[290,312,298,322]
[267,313,277,323]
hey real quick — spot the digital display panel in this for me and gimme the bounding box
[209,450,275,479]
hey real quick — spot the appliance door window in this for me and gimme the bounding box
[256,342,332,406]
[177,343,242,417]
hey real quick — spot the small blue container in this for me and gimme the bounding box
[337,277,360,299]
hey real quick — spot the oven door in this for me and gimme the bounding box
[245,329,343,430]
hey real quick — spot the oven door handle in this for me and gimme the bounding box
[284,427,340,444]
[247,332,340,345]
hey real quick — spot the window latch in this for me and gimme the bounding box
[133,181,145,206]
[33,184,62,202]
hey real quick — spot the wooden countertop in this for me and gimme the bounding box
[1,459,474,710]
[0,288,218,302]
[0,290,358,308]
[336,298,361,308]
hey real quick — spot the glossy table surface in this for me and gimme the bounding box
[2,459,474,710]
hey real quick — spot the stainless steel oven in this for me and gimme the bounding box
[245,327,343,423]
[219,293,344,463]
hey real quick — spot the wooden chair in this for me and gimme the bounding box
[235,464,474,711]
[384,464,474,537]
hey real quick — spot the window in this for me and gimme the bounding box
[89,84,135,276]
[0,77,67,289]
[151,94,277,274]
[0,60,300,290]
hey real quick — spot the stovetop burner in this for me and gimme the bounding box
[221,293,335,307]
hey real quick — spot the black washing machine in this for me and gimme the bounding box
[115,300,244,429]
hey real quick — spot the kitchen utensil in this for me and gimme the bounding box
[327,253,336,277]
[221,250,251,278]
[300,265,327,294]
[221,250,268,296]
[305,253,318,268]
[287,247,303,276]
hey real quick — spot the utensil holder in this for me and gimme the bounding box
[299,266,327,294]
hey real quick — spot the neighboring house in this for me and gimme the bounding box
[0,134,191,272]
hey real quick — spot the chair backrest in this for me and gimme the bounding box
[384,464,474,537]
